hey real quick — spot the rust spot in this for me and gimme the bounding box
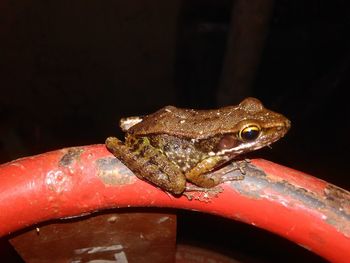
[229,163,350,237]
[324,184,350,214]
[229,163,268,199]
[59,148,84,167]
[96,157,135,186]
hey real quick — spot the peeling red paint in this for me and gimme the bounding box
[0,145,349,262]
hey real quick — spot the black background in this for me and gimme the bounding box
[1,1,348,262]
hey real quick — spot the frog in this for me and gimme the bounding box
[105,97,291,195]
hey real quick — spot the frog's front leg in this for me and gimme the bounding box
[105,137,186,195]
[185,156,245,188]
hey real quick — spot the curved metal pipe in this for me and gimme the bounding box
[0,144,349,262]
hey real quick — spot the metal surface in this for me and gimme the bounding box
[0,144,349,262]
[10,212,176,263]
[176,244,240,263]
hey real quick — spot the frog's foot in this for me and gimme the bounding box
[183,185,223,202]
[220,159,250,175]
[220,172,245,182]
[202,160,248,185]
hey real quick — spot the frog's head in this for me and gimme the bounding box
[212,98,291,157]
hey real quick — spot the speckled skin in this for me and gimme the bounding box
[106,97,291,195]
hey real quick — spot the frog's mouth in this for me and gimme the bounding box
[214,141,258,157]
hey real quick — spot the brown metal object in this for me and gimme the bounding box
[218,0,274,104]
[10,212,176,263]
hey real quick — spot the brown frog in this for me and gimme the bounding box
[105,97,291,195]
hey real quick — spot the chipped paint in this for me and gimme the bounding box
[324,184,350,214]
[73,244,128,263]
[229,163,350,237]
[113,251,128,263]
[96,157,135,186]
[45,169,73,193]
[75,244,124,254]
[59,148,84,167]
[157,216,169,223]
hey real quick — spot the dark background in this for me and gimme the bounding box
[1,0,349,262]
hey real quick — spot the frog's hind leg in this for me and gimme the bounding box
[105,137,186,195]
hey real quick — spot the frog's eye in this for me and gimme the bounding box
[239,124,261,141]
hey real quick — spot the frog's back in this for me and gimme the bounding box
[126,98,283,139]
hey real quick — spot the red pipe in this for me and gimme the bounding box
[0,144,349,262]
